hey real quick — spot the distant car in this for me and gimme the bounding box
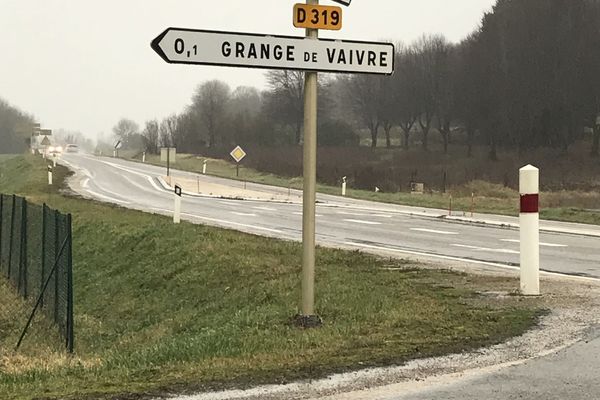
[65,144,79,153]
[46,145,63,157]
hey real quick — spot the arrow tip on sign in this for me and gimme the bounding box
[151,28,171,63]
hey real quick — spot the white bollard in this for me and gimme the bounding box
[173,185,182,224]
[202,160,207,175]
[47,166,53,185]
[142,152,146,163]
[113,150,116,158]
[53,156,57,167]
[342,176,347,196]
[520,164,540,295]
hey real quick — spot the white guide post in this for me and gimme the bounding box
[342,176,347,196]
[142,152,146,163]
[520,165,540,295]
[203,160,207,175]
[47,166,53,185]
[53,156,57,167]
[173,185,182,224]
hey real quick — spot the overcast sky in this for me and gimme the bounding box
[0,0,495,138]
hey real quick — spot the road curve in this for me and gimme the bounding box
[60,153,600,279]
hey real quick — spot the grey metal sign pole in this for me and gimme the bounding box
[301,0,319,321]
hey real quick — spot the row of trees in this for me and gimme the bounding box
[125,0,600,160]
[0,97,35,153]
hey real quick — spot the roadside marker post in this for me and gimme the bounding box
[173,185,182,224]
[202,160,207,175]
[342,176,347,196]
[47,166,53,186]
[520,165,540,295]
[142,152,146,163]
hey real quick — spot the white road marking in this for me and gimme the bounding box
[336,211,392,218]
[180,212,283,234]
[293,212,324,217]
[231,212,257,217]
[343,219,382,225]
[452,244,519,255]
[253,206,277,211]
[500,239,568,248]
[85,189,130,204]
[410,228,458,235]
[219,200,242,205]
[98,159,164,192]
[343,241,600,282]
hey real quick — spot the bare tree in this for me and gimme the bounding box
[191,80,231,148]
[393,45,421,150]
[141,120,159,154]
[344,74,383,148]
[265,70,304,145]
[112,118,140,149]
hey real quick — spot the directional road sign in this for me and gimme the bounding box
[331,0,351,6]
[230,146,247,163]
[294,4,342,31]
[151,28,394,75]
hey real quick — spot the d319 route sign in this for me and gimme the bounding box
[294,4,342,31]
[151,28,394,75]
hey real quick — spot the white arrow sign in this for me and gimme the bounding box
[151,28,394,75]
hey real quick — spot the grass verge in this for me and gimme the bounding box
[126,152,600,225]
[0,154,542,399]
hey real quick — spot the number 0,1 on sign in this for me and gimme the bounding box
[293,4,342,31]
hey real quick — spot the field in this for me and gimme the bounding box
[0,155,542,399]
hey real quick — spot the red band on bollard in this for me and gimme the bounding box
[520,193,539,213]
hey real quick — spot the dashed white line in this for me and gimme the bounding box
[410,228,459,235]
[343,219,382,225]
[231,212,257,217]
[293,212,323,217]
[452,243,519,255]
[253,206,277,211]
[85,189,130,205]
[500,239,568,248]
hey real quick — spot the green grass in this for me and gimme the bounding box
[0,155,542,399]
[127,153,600,225]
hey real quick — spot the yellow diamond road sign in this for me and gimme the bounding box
[230,146,247,163]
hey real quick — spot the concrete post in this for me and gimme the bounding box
[520,164,540,295]
[301,0,319,319]
[342,176,347,196]
[203,160,207,175]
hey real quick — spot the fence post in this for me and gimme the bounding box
[66,214,74,353]
[0,195,3,271]
[54,209,60,323]
[7,195,16,279]
[40,204,47,307]
[19,199,28,298]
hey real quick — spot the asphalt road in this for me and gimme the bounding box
[389,327,600,400]
[60,153,600,280]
